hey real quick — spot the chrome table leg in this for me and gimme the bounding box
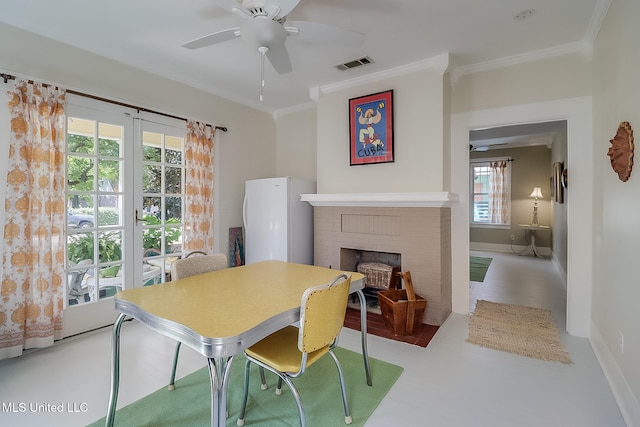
[355,289,372,386]
[105,313,127,427]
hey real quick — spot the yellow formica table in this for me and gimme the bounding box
[105,260,368,427]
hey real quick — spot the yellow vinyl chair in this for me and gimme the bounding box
[237,273,353,427]
[167,252,227,391]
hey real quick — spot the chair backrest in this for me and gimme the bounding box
[171,253,228,280]
[298,273,351,353]
[184,250,207,258]
[68,259,92,297]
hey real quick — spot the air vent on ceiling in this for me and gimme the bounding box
[337,56,374,71]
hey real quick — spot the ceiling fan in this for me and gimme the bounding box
[470,142,508,152]
[182,0,365,100]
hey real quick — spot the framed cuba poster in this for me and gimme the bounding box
[349,89,394,166]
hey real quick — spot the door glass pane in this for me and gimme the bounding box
[67,118,95,154]
[166,196,182,221]
[144,145,161,161]
[98,123,122,157]
[143,164,162,193]
[165,167,181,194]
[67,156,95,192]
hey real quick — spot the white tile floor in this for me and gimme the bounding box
[0,251,626,426]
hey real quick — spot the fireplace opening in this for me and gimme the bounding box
[340,248,401,311]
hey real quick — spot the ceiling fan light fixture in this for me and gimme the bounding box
[240,16,287,50]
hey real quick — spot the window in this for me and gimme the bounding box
[470,158,511,226]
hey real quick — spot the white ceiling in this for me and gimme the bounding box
[470,120,567,151]
[2,0,605,115]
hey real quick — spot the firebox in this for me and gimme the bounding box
[341,248,401,310]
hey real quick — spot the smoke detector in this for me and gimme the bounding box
[514,9,536,20]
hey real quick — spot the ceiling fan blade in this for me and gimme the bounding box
[286,21,365,48]
[264,0,302,19]
[182,28,240,49]
[213,0,245,14]
[266,45,293,74]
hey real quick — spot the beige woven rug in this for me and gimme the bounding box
[467,300,572,364]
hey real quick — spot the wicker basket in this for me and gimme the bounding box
[377,271,426,336]
[357,262,399,289]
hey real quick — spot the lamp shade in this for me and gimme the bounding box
[529,187,543,199]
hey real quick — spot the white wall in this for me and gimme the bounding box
[451,54,592,113]
[274,106,317,181]
[591,0,640,423]
[315,61,447,194]
[0,22,276,253]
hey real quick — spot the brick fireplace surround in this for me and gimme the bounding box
[301,193,455,326]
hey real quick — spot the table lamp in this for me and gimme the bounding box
[529,186,543,225]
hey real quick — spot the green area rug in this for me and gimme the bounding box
[89,347,403,427]
[470,256,492,282]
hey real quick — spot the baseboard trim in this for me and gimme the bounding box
[469,242,551,256]
[590,323,640,427]
[549,252,567,289]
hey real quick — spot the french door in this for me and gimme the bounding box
[62,96,186,337]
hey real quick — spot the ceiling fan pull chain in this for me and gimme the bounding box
[258,46,269,102]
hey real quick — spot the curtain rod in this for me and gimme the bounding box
[1,73,228,133]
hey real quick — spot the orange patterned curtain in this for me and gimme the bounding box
[183,120,215,254]
[1,79,66,360]
[489,161,509,224]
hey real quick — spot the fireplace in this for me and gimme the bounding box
[302,193,454,326]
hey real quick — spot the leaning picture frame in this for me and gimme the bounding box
[228,227,245,267]
[349,89,394,166]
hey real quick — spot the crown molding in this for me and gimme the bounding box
[272,101,316,120]
[450,41,592,85]
[309,53,450,101]
[585,0,612,44]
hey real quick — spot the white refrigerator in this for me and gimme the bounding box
[243,177,316,265]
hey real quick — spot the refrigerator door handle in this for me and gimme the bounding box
[242,194,248,230]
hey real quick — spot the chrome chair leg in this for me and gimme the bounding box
[238,361,306,427]
[237,359,252,426]
[168,342,182,391]
[329,349,352,424]
[276,373,305,427]
[259,366,268,390]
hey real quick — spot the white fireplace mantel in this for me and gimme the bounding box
[300,192,459,208]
